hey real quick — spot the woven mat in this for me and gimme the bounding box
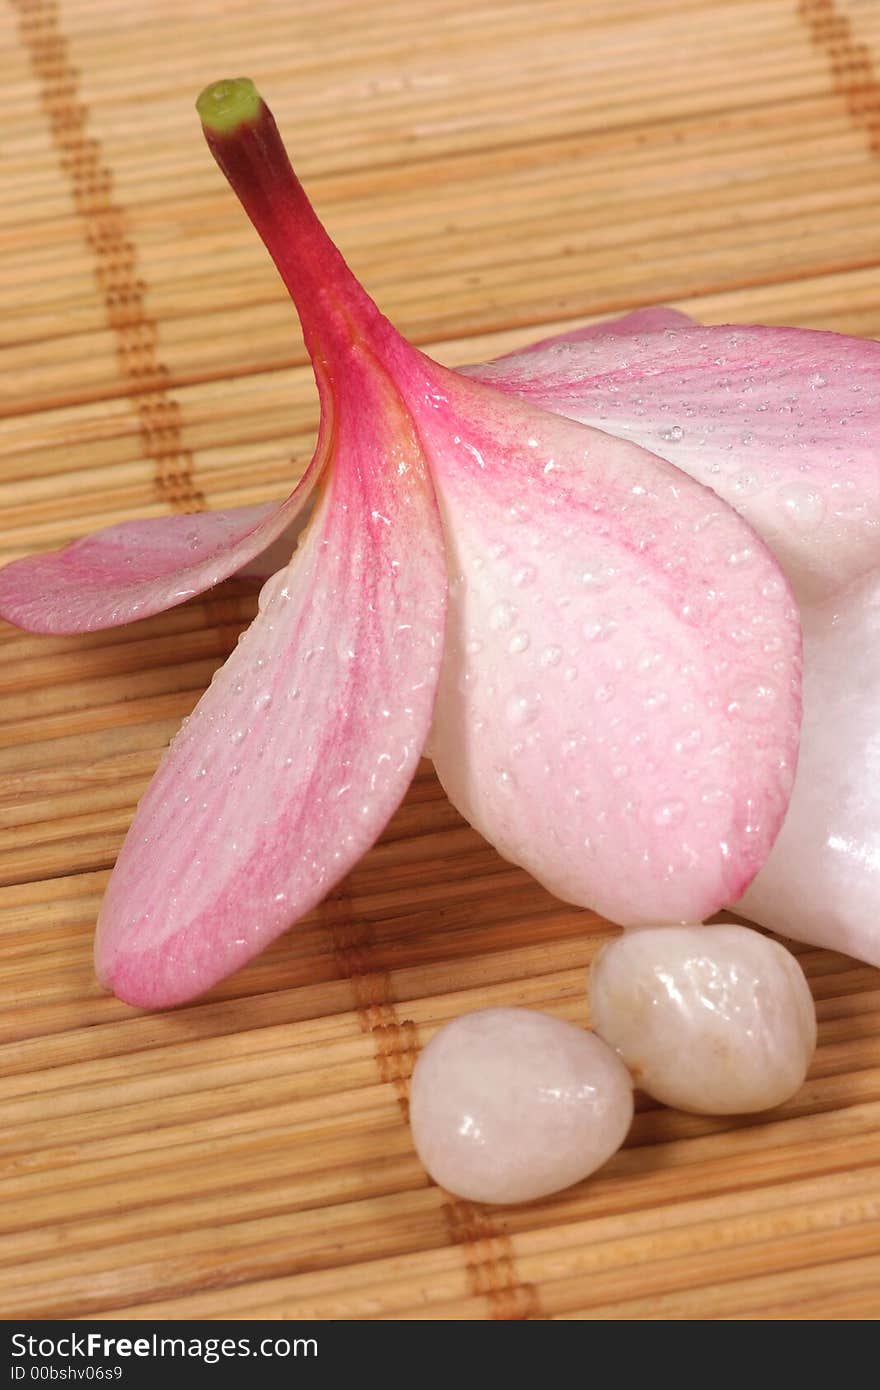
[2,0,880,1321]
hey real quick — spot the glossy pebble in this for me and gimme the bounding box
[409,1007,633,1204]
[589,924,816,1114]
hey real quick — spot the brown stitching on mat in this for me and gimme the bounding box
[325,902,419,1115]
[443,1202,540,1320]
[322,884,541,1318]
[13,0,207,512]
[797,0,880,153]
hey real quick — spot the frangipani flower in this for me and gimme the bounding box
[5,78,877,1010]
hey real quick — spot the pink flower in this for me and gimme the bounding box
[1,79,876,1009]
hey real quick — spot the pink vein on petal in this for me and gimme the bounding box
[468,323,880,601]
[413,366,802,927]
[95,362,446,1008]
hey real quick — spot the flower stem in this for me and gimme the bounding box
[197,78,386,367]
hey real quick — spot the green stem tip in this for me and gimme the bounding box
[196,77,262,134]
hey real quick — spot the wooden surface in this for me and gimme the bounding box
[2,0,880,1321]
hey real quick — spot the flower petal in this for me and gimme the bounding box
[498,306,694,357]
[737,572,880,967]
[468,324,880,600]
[414,368,802,927]
[96,369,446,1008]
[0,489,318,635]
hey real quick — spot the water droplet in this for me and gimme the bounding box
[727,546,755,567]
[465,638,483,655]
[230,728,247,746]
[495,766,515,791]
[636,650,663,673]
[778,482,825,529]
[512,565,536,587]
[643,689,669,712]
[253,691,272,712]
[505,690,541,726]
[508,631,530,654]
[490,600,516,631]
[660,425,684,443]
[761,576,787,601]
[652,799,687,827]
[583,616,618,643]
[810,372,827,388]
[672,727,702,754]
[701,785,732,808]
[727,682,778,721]
[732,469,760,496]
[594,683,615,703]
[580,563,618,591]
[540,645,563,668]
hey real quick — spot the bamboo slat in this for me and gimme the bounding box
[1,0,879,1321]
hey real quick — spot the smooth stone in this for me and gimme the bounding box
[409,1007,633,1204]
[589,923,816,1114]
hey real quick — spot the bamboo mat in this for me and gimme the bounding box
[2,0,880,1322]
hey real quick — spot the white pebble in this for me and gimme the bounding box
[589,924,816,1114]
[409,1007,633,1204]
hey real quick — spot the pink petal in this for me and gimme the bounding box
[95,373,446,1008]
[497,306,694,357]
[468,324,880,601]
[412,367,802,927]
[0,490,318,635]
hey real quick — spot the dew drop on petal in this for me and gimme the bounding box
[761,576,787,601]
[777,482,825,529]
[505,690,541,726]
[489,601,517,631]
[512,565,536,587]
[652,799,687,828]
[727,682,779,721]
[583,617,618,643]
[727,547,755,568]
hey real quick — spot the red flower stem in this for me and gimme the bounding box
[197,79,386,371]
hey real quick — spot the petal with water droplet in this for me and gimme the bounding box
[96,363,446,1007]
[467,324,880,601]
[496,305,694,358]
[417,369,802,926]
[0,495,316,635]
